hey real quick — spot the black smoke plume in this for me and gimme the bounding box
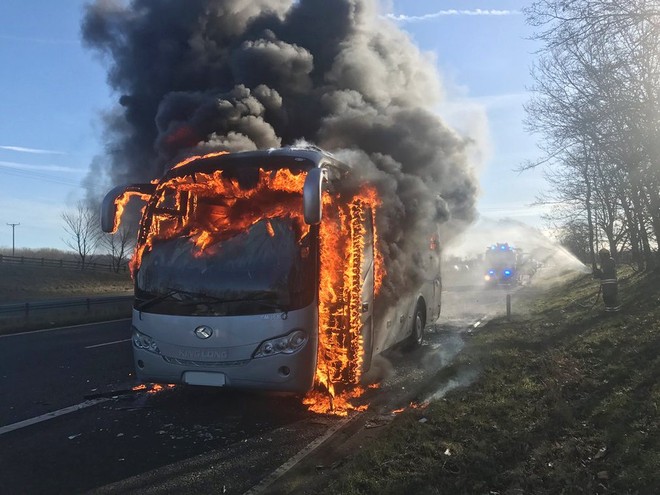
[83,0,479,304]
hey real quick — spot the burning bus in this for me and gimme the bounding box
[101,147,441,398]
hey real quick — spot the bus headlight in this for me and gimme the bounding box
[132,327,161,355]
[253,330,308,358]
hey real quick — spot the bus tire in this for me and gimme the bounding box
[407,303,425,348]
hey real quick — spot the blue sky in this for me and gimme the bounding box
[0,0,544,251]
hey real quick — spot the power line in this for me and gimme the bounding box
[0,165,82,187]
[7,222,19,256]
[0,164,111,189]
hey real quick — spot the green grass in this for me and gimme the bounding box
[321,268,660,494]
[0,264,132,302]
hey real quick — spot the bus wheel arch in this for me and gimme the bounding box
[408,297,426,348]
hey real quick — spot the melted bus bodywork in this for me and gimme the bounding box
[102,148,441,393]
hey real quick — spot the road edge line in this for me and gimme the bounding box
[0,398,111,436]
[243,412,361,495]
[0,318,132,338]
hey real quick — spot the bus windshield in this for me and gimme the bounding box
[134,161,315,316]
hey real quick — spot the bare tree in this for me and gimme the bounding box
[61,201,102,270]
[103,224,136,273]
[556,218,592,262]
[524,0,660,269]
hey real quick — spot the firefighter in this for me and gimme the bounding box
[593,248,619,312]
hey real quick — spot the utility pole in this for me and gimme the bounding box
[7,223,19,256]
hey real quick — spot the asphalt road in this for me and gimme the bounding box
[0,319,135,426]
[0,319,321,494]
[0,284,514,494]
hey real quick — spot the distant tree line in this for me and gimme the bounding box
[1,202,134,273]
[524,0,660,270]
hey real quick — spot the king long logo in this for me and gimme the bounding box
[178,349,228,360]
[194,325,213,339]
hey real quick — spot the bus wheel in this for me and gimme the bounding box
[408,304,425,348]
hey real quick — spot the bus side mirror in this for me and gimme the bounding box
[303,168,327,225]
[100,183,155,233]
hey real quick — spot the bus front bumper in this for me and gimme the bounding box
[133,344,316,394]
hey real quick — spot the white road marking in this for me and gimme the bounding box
[0,318,132,338]
[0,398,112,436]
[85,338,131,349]
[243,412,361,495]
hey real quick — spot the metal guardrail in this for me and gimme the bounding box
[0,295,133,317]
[0,254,129,273]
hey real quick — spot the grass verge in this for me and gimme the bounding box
[0,264,132,302]
[0,264,133,333]
[318,269,660,494]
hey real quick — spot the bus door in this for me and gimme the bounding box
[359,206,375,373]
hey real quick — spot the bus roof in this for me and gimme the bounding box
[162,146,350,181]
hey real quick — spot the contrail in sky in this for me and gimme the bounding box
[0,145,66,155]
[0,160,79,173]
[388,9,521,22]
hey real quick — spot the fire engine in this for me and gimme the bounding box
[483,243,519,286]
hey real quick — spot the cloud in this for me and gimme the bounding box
[0,161,80,173]
[387,9,521,23]
[0,145,67,155]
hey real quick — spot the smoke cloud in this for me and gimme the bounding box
[83,0,480,304]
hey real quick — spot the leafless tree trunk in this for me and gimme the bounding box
[61,201,102,270]
[582,158,596,270]
[103,224,136,273]
[524,0,660,269]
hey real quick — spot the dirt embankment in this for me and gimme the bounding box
[280,268,660,494]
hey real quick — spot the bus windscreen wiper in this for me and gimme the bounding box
[137,288,288,313]
[191,291,290,313]
[135,288,184,311]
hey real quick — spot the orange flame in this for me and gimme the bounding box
[390,401,427,415]
[131,383,176,394]
[313,186,382,415]
[127,166,308,271]
[171,150,230,169]
[302,387,368,417]
[111,190,152,234]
